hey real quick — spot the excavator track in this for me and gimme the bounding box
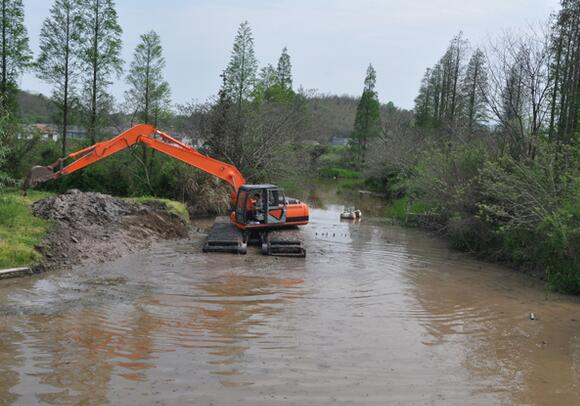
[203,217,247,255]
[261,228,306,258]
[203,217,305,257]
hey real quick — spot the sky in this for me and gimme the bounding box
[20,0,561,110]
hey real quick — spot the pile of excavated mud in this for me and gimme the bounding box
[32,190,188,271]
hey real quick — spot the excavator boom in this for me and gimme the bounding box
[26,124,245,192]
[26,124,309,257]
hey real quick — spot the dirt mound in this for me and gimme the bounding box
[32,190,188,272]
[33,189,139,226]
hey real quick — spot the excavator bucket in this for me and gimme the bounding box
[24,166,56,189]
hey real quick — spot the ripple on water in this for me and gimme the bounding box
[1,195,579,405]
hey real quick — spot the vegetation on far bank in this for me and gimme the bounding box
[353,2,579,293]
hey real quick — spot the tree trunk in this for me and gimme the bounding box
[450,45,461,123]
[62,4,71,156]
[89,0,100,144]
[468,62,479,131]
[1,0,7,110]
[548,34,563,140]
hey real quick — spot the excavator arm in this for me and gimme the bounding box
[25,124,246,192]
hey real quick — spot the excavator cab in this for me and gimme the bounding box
[234,185,287,227]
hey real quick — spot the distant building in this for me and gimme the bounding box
[29,123,59,141]
[330,135,349,146]
[66,126,88,139]
[29,124,88,141]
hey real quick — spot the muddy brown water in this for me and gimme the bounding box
[1,183,579,405]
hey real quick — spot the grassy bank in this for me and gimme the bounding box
[0,190,191,270]
[0,190,53,269]
[126,196,190,224]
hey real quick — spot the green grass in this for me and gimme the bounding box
[384,196,434,224]
[126,197,190,224]
[0,189,53,269]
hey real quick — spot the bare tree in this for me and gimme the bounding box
[549,0,580,142]
[485,25,553,157]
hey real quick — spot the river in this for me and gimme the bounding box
[0,182,579,405]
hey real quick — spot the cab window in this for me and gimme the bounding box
[236,191,247,221]
[267,189,279,208]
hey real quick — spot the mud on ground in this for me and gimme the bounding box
[31,190,188,272]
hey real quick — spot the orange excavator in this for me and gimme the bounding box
[27,124,309,256]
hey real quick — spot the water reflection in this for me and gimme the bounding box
[184,273,303,383]
[402,231,580,405]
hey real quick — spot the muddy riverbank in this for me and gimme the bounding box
[0,183,579,405]
[30,190,188,273]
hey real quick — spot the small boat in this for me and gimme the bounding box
[340,208,362,220]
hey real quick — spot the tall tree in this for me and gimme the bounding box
[276,46,292,90]
[79,0,122,144]
[0,0,31,113]
[549,0,580,142]
[414,34,468,130]
[461,48,488,130]
[220,20,258,161]
[36,0,82,155]
[258,64,278,89]
[221,21,258,106]
[415,68,433,128]
[125,30,171,127]
[500,60,526,136]
[439,32,469,125]
[429,63,444,125]
[351,63,382,167]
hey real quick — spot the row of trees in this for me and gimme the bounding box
[184,21,308,180]
[415,33,487,132]
[1,16,308,198]
[361,0,579,293]
[0,0,170,157]
[1,0,306,188]
[415,2,579,154]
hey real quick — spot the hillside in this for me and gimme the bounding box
[304,95,408,143]
[17,90,57,123]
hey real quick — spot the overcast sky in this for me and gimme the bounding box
[20,0,560,109]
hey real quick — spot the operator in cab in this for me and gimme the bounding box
[246,192,264,223]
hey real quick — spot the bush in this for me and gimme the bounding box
[317,145,359,178]
[411,143,488,217]
[0,146,14,190]
[477,145,580,292]
[384,196,433,224]
[381,140,580,293]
